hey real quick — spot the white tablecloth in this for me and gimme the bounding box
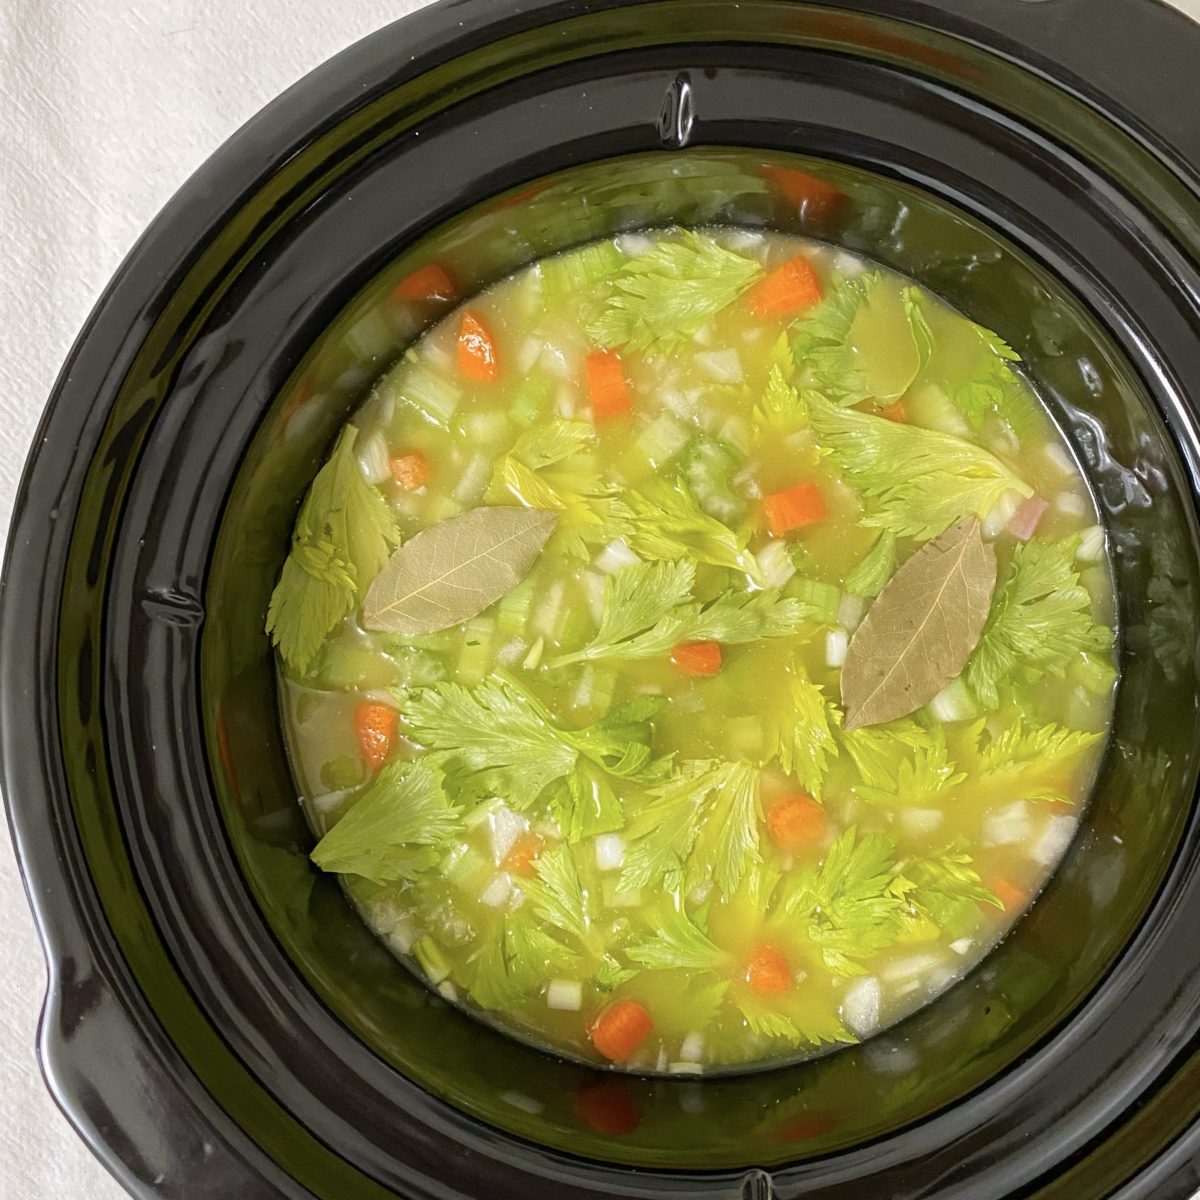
[1,2,1198,1197]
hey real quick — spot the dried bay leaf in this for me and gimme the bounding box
[363,506,558,635]
[841,518,997,730]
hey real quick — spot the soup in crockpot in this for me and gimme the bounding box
[268,227,1116,1073]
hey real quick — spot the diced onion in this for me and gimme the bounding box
[691,322,715,347]
[825,629,849,668]
[615,232,655,258]
[656,1046,669,1073]
[837,594,868,633]
[1056,491,1088,516]
[488,805,527,863]
[547,980,583,1011]
[982,489,1022,539]
[756,540,796,589]
[385,923,417,955]
[480,873,514,909]
[555,384,578,419]
[539,341,574,380]
[696,348,744,384]
[899,808,944,836]
[594,538,642,574]
[982,801,1032,847]
[595,834,626,872]
[688,882,713,906]
[1044,443,1075,474]
[833,249,866,278]
[1077,524,1106,563]
[882,953,941,983]
[865,1040,919,1075]
[356,430,391,485]
[679,1032,705,1063]
[841,977,881,1036]
[437,980,458,1002]
[949,937,974,956]
[531,581,566,639]
[1031,813,1078,867]
[929,678,978,723]
[669,1061,704,1075]
[310,789,351,816]
[517,336,543,374]
[724,229,765,253]
[453,454,493,505]
[581,570,607,623]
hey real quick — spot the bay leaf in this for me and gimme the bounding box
[363,506,558,636]
[841,517,997,730]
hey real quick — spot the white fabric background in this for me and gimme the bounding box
[1,2,1198,1197]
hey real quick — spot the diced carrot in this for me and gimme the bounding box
[766,793,826,853]
[989,877,1026,913]
[877,400,908,423]
[458,310,500,382]
[748,255,823,318]
[590,999,654,1063]
[502,831,543,878]
[393,262,457,304]
[671,640,723,677]
[492,181,551,211]
[764,482,828,535]
[745,945,793,995]
[390,450,430,491]
[354,702,398,773]
[572,1079,642,1136]
[761,165,847,222]
[585,350,631,420]
[773,1113,836,1143]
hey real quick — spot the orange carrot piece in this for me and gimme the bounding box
[671,640,723,677]
[585,350,631,420]
[877,400,908,423]
[764,482,828,535]
[502,831,543,878]
[749,255,823,318]
[393,262,457,303]
[354,702,398,773]
[761,165,847,222]
[745,945,793,995]
[572,1080,642,1136]
[458,310,500,382]
[989,877,1026,913]
[590,1000,654,1063]
[766,794,826,853]
[389,450,430,490]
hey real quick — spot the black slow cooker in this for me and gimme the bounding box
[6,1,1200,1196]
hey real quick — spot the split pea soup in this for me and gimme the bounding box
[269,227,1116,1075]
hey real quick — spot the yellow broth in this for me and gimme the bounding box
[276,228,1116,1074]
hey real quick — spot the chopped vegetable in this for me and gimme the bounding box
[744,945,793,994]
[390,450,431,490]
[354,701,398,772]
[764,482,828,535]
[502,831,542,877]
[748,255,822,318]
[761,165,846,220]
[394,262,457,303]
[590,999,655,1062]
[585,350,632,420]
[458,310,500,382]
[766,793,826,853]
[671,640,723,676]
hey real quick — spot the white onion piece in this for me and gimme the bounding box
[547,980,583,1011]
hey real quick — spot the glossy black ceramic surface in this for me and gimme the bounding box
[6,1,1200,1197]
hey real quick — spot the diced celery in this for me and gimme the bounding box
[320,755,365,792]
[496,575,537,636]
[633,414,691,469]
[443,845,492,892]
[555,604,591,648]
[397,362,461,427]
[315,639,401,689]
[456,616,496,686]
[510,374,554,427]
[458,408,512,445]
[928,677,978,723]
[453,453,494,506]
[789,576,841,624]
[523,636,546,670]
[1070,652,1118,697]
[413,937,452,984]
[425,494,464,523]
[531,580,566,640]
[573,664,618,713]
[542,241,625,300]
[756,539,796,590]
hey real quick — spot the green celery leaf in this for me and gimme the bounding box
[842,720,964,806]
[809,391,1032,540]
[774,673,842,795]
[267,426,402,673]
[966,535,1115,709]
[900,844,1001,927]
[524,843,594,948]
[844,530,898,598]
[310,762,459,883]
[974,716,1102,776]
[589,230,764,353]
[626,905,727,970]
